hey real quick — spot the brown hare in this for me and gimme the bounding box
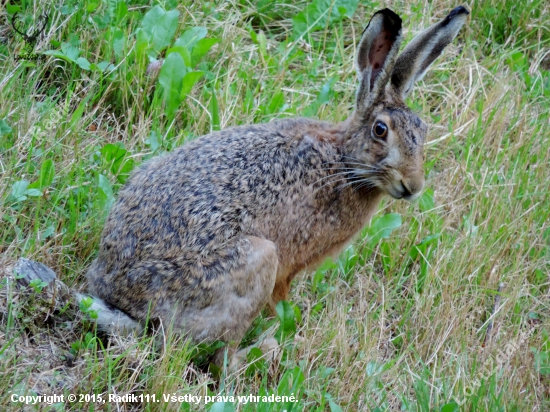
[78,6,469,366]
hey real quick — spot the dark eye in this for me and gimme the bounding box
[373,121,388,139]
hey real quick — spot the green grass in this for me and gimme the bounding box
[1,0,550,410]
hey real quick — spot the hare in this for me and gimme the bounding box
[80,6,469,366]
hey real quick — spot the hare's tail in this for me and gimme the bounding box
[13,258,143,336]
[75,292,143,336]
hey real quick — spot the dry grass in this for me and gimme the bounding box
[1,0,549,410]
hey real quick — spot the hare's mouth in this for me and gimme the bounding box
[386,181,421,202]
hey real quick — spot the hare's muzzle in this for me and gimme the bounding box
[401,173,425,201]
[388,171,425,201]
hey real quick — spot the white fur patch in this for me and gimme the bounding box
[76,293,143,336]
[386,146,401,167]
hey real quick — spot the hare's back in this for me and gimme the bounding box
[100,118,340,262]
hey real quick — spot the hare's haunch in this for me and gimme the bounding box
[85,6,469,366]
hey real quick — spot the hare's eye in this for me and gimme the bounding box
[373,121,388,139]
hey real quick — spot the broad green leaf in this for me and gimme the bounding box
[158,52,186,117]
[419,188,435,212]
[368,213,402,247]
[339,244,358,274]
[108,0,127,23]
[86,0,100,12]
[69,92,94,128]
[180,71,203,99]
[507,51,528,73]
[328,399,343,412]
[101,144,127,165]
[440,402,459,412]
[248,28,258,44]
[112,29,125,61]
[316,78,335,105]
[97,174,114,210]
[409,234,440,260]
[245,347,267,375]
[304,77,336,117]
[75,57,91,70]
[312,257,337,293]
[175,27,208,51]
[101,143,134,183]
[267,91,284,115]
[25,189,42,197]
[533,347,550,375]
[38,159,55,188]
[41,225,55,239]
[166,46,191,67]
[135,28,150,62]
[274,300,296,342]
[145,130,160,151]
[10,179,42,202]
[190,38,219,67]
[60,43,80,61]
[316,257,338,273]
[209,402,235,412]
[6,4,21,13]
[321,366,336,378]
[209,91,220,131]
[10,180,30,202]
[94,61,115,72]
[366,361,380,377]
[277,365,305,395]
[0,119,12,135]
[43,50,76,63]
[141,6,180,57]
[257,31,267,57]
[292,0,359,40]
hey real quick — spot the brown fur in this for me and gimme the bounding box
[85,7,469,362]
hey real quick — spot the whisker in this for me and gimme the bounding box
[338,161,382,171]
[317,166,375,172]
[316,177,355,190]
[317,171,377,191]
[312,158,382,192]
[312,171,354,186]
[335,175,378,192]
[339,155,372,165]
[355,181,377,192]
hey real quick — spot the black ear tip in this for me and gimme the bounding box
[452,5,470,15]
[374,8,402,32]
[446,6,470,20]
[453,6,470,15]
[441,5,470,26]
[362,9,402,39]
[379,8,403,26]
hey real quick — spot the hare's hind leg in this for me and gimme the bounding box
[91,236,278,366]
[183,236,278,368]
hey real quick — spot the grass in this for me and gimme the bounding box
[1,0,549,410]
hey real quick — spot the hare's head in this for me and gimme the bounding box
[343,6,469,201]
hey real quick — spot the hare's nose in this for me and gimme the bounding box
[401,173,425,201]
[400,181,413,197]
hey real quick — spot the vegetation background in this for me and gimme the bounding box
[0,0,549,410]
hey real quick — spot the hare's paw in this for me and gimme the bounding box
[228,337,280,371]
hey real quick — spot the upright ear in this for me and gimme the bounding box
[355,9,402,117]
[391,6,469,99]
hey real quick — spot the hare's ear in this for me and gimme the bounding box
[355,9,402,117]
[391,6,469,99]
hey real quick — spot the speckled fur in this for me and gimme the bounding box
[86,7,468,357]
